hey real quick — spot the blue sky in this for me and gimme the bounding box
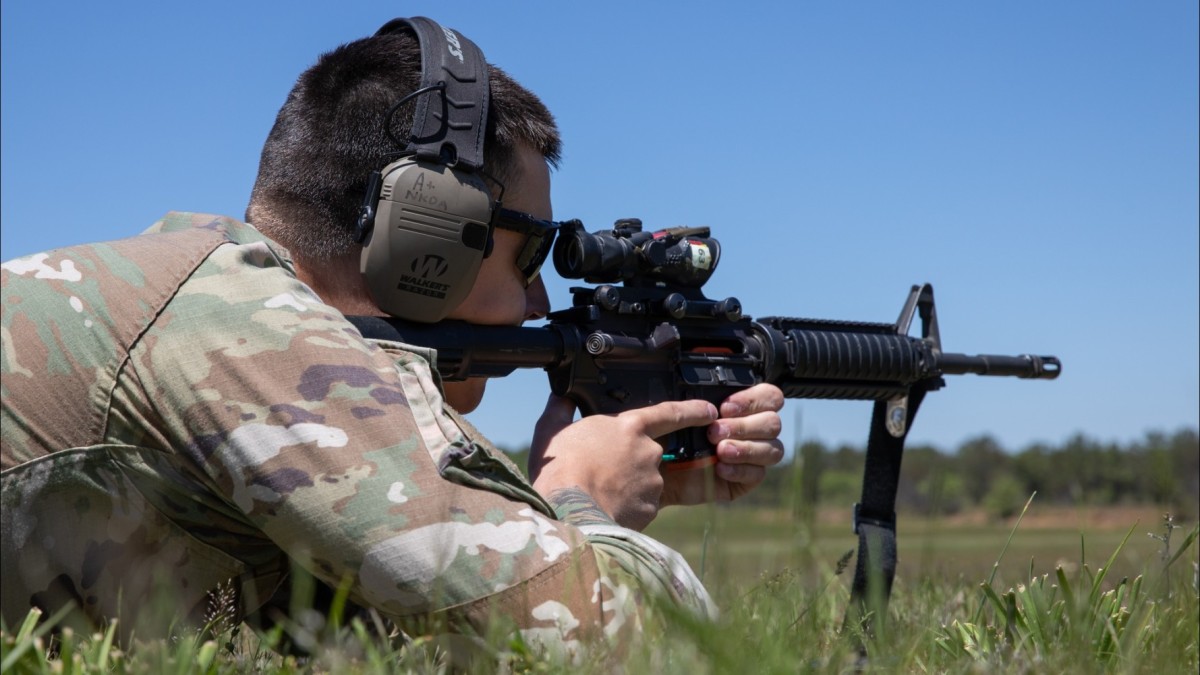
[3,1,1197,455]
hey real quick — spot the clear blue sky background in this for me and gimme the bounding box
[3,1,1197,456]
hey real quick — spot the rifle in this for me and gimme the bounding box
[348,217,1061,638]
[349,217,1059,462]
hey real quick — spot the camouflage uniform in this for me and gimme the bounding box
[1,212,714,653]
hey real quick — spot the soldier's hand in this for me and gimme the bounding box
[659,383,786,506]
[530,394,718,531]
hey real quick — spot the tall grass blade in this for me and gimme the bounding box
[979,583,1007,616]
[1056,566,1076,609]
[1089,523,1137,607]
[94,619,118,671]
[196,640,218,673]
[12,607,42,643]
[987,492,1036,588]
[974,491,1036,623]
[1,605,73,673]
[1164,523,1199,570]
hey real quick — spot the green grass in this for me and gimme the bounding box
[3,506,1197,674]
[647,504,1172,587]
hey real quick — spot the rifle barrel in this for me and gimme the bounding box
[758,317,1060,400]
[936,352,1061,379]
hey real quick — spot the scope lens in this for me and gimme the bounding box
[552,223,596,279]
[560,239,583,276]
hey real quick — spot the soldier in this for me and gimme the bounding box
[0,18,784,658]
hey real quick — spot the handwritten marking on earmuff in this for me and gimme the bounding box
[405,172,448,210]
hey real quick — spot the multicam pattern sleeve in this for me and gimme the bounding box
[0,212,714,651]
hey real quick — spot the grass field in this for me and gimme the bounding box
[646,503,1178,593]
[3,503,1197,673]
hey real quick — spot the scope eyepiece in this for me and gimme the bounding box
[552,219,721,288]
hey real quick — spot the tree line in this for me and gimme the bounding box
[501,427,1199,520]
[768,427,1198,519]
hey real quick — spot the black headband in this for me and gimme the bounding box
[375,17,490,171]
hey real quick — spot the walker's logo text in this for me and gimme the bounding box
[442,27,464,63]
[397,254,450,299]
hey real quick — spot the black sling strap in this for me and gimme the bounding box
[842,385,930,647]
[841,284,945,650]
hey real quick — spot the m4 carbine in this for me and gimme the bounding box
[349,218,1061,467]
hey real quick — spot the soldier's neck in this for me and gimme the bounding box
[292,253,382,317]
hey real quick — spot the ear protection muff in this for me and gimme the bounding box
[355,17,495,323]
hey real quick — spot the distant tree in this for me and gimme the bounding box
[818,470,861,510]
[498,426,1199,516]
[1054,433,1104,503]
[1168,428,1200,516]
[1142,444,1178,506]
[1013,443,1054,500]
[826,443,865,473]
[955,435,1010,505]
[897,444,946,512]
[1141,428,1200,517]
[916,471,968,516]
[797,439,826,520]
[983,472,1027,520]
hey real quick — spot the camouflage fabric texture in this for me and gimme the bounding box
[1,212,715,654]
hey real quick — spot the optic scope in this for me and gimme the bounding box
[552,218,721,288]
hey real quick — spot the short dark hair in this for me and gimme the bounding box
[246,28,561,259]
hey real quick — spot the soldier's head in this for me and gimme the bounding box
[245,25,561,262]
[247,21,560,412]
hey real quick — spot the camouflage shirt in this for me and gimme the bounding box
[0,212,714,653]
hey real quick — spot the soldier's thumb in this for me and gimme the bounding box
[638,399,719,439]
